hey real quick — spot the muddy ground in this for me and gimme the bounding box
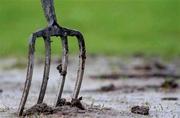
[0,56,180,118]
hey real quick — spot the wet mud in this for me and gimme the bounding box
[161,97,178,101]
[160,80,179,89]
[131,106,149,115]
[0,56,180,118]
[23,103,54,116]
[94,80,179,93]
[90,58,180,79]
[23,103,114,118]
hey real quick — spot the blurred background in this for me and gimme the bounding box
[0,0,179,58]
[0,1,180,117]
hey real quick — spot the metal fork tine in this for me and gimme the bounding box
[55,36,68,106]
[63,28,86,100]
[37,36,51,104]
[72,32,86,99]
[18,34,36,116]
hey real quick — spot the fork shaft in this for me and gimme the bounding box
[37,37,51,104]
[41,0,57,25]
[55,36,68,106]
[18,34,36,116]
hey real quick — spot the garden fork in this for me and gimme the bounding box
[18,0,86,116]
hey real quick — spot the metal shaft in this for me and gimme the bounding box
[41,0,57,25]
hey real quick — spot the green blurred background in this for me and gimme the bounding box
[0,0,179,58]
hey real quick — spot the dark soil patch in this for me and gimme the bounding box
[0,89,3,93]
[22,103,114,117]
[23,103,54,116]
[100,84,116,92]
[56,97,85,110]
[161,97,178,101]
[90,73,120,79]
[71,97,85,110]
[131,106,149,115]
[22,103,86,117]
[93,83,177,93]
[90,72,180,79]
[94,84,157,93]
[90,59,180,79]
[161,80,179,89]
[23,98,85,116]
[132,60,167,71]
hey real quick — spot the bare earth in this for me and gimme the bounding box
[0,56,180,118]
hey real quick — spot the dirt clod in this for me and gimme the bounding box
[23,103,54,116]
[22,102,114,117]
[23,98,85,116]
[161,80,178,89]
[100,84,116,92]
[56,98,71,106]
[71,97,85,110]
[131,106,149,115]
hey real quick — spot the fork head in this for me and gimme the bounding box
[18,24,86,116]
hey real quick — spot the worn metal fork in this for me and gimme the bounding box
[18,0,86,116]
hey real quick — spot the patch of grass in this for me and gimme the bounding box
[0,0,179,58]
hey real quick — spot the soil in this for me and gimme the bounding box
[99,84,116,92]
[131,105,149,115]
[160,80,179,89]
[90,58,180,79]
[95,80,179,93]
[0,56,180,118]
[23,103,54,116]
[161,97,178,101]
[23,102,114,118]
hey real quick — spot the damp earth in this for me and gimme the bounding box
[0,56,180,118]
